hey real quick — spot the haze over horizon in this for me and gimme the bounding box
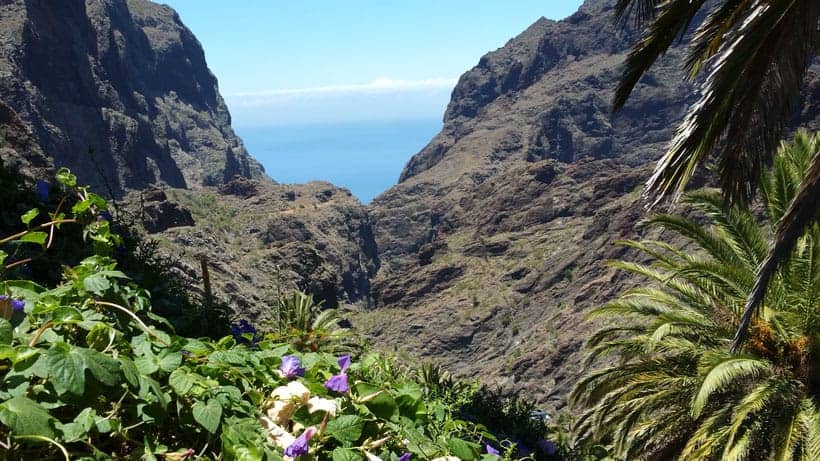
[163,1,584,126]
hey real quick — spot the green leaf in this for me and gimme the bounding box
[19,231,47,246]
[56,168,76,187]
[42,343,119,395]
[94,415,120,434]
[51,306,84,325]
[0,250,7,265]
[82,274,110,295]
[332,448,364,461]
[135,354,159,375]
[355,383,398,421]
[59,407,96,442]
[0,396,56,438]
[0,345,17,361]
[0,319,12,345]
[159,351,182,372]
[45,342,86,395]
[21,208,39,226]
[71,200,91,215]
[86,323,115,351]
[182,339,212,355]
[193,398,222,434]
[169,369,196,395]
[80,348,120,387]
[119,357,140,388]
[326,414,365,443]
[448,438,480,461]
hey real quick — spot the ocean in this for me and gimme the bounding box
[235,119,442,204]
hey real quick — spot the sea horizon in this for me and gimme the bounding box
[235,118,442,203]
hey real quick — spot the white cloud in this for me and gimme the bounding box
[227,77,457,107]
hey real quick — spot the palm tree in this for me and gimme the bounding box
[611,0,820,350]
[268,291,350,352]
[571,132,820,460]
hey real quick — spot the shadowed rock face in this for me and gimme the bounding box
[364,0,820,410]
[0,0,377,325]
[0,0,264,196]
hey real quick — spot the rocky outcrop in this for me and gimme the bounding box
[363,0,820,412]
[125,180,379,322]
[0,0,376,326]
[0,0,264,196]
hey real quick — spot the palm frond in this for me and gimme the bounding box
[734,138,820,351]
[613,0,662,27]
[613,0,707,111]
[691,354,770,418]
[644,1,820,206]
[684,0,751,76]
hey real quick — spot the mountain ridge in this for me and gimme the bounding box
[0,0,264,196]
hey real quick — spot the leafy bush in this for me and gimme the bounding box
[0,169,557,460]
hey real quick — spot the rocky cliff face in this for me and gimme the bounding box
[0,0,264,195]
[363,0,819,411]
[124,177,379,321]
[0,0,376,318]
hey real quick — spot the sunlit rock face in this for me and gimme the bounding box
[0,0,264,196]
[363,0,820,410]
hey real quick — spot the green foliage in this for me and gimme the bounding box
[266,291,351,353]
[0,169,556,459]
[572,135,820,460]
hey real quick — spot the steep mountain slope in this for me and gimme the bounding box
[124,177,379,319]
[0,0,264,195]
[363,1,819,410]
[0,0,377,316]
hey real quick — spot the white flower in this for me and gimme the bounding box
[266,399,296,425]
[265,381,312,424]
[272,380,311,403]
[259,416,295,449]
[307,396,338,416]
[364,452,383,461]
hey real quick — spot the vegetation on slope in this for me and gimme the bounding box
[0,168,584,460]
[573,132,820,460]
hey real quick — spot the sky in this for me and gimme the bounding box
[162,1,584,126]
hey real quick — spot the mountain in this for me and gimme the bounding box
[361,1,820,410]
[0,0,264,195]
[1,0,817,412]
[0,0,376,319]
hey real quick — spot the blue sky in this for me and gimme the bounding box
[162,1,584,125]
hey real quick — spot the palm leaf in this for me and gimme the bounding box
[691,354,770,418]
[644,0,820,206]
[613,0,707,111]
[733,145,820,351]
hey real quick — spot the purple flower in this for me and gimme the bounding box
[538,439,556,456]
[98,210,113,222]
[398,453,412,461]
[36,180,50,202]
[324,373,349,393]
[486,444,500,456]
[231,319,259,345]
[337,354,351,372]
[283,426,317,457]
[0,295,24,312]
[280,355,305,378]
